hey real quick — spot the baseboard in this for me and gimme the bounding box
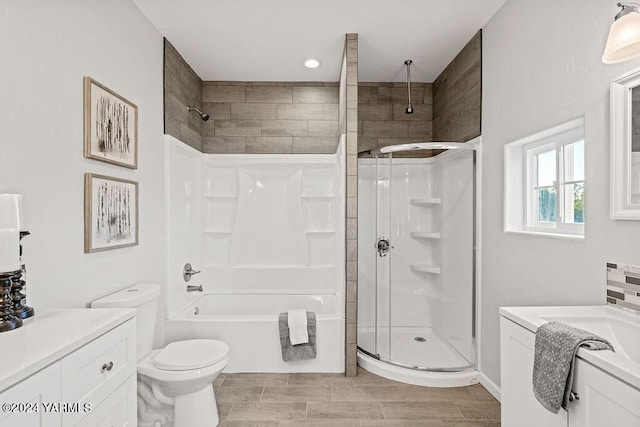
[479,372,501,402]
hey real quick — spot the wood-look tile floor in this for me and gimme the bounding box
[213,367,500,426]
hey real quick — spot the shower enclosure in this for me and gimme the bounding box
[357,141,478,386]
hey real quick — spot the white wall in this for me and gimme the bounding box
[482,0,640,387]
[0,1,165,342]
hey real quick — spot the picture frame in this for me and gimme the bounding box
[84,173,139,253]
[83,77,138,169]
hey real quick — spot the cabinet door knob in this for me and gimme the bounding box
[101,361,114,372]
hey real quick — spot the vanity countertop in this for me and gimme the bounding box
[0,308,135,392]
[500,305,640,390]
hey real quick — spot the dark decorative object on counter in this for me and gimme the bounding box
[11,231,34,320]
[0,270,22,332]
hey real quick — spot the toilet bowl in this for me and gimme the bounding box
[138,339,230,427]
[91,284,230,427]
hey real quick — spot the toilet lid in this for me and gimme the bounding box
[154,339,229,371]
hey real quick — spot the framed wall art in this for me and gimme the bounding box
[83,77,138,169]
[84,173,138,253]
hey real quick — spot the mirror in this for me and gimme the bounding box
[610,67,640,219]
[632,87,640,205]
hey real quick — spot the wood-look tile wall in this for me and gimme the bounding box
[358,82,433,154]
[200,82,340,154]
[343,34,358,377]
[164,39,203,151]
[433,30,482,142]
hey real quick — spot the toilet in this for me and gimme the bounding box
[91,284,229,427]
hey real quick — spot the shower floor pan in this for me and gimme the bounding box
[357,326,478,387]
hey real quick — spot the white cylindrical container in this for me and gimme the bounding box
[0,194,24,231]
[0,229,20,273]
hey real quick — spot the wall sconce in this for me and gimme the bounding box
[603,2,640,63]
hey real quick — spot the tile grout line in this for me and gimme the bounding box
[378,400,386,420]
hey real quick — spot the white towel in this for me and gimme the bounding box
[287,309,309,345]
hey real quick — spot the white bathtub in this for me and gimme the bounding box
[165,294,345,373]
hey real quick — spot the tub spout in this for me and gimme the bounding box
[187,284,203,292]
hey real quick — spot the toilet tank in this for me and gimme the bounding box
[91,283,160,361]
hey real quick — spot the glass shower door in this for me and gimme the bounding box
[374,153,392,361]
[357,153,392,360]
[358,143,477,374]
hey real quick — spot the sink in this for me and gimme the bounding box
[500,305,640,390]
[541,315,640,364]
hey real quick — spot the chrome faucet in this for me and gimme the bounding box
[183,263,201,282]
[187,284,203,292]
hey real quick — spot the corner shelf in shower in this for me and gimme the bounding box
[205,265,336,271]
[410,264,441,275]
[300,195,338,199]
[204,230,233,235]
[410,198,441,207]
[205,195,239,199]
[410,232,441,240]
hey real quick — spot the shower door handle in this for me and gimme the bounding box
[376,237,391,257]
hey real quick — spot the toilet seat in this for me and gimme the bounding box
[154,339,229,371]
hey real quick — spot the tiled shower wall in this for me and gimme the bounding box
[433,30,482,142]
[358,82,433,154]
[164,39,203,151]
[343,34,359,377]
[200,82,340,154]
[606,262,640,312]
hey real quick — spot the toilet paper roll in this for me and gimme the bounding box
[0,194,24,231]
[0,229,20,273]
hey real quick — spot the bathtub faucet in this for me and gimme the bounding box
[183,263,202,282]
[187,284,203,292]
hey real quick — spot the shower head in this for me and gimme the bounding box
[404,59,414,114]
[188,106,210,121]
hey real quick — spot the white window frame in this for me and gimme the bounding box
[523,127,585,236]
[503,116,588,240]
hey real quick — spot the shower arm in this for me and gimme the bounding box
[405,60,412,109]
[404,60,414,114]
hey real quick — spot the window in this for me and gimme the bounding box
[504,118,585,238]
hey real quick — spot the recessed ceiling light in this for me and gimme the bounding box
[304,59,321,69]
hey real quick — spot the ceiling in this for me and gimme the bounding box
[132,0,506,82]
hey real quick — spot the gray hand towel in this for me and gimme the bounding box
[533,321,613,413]
[279,311,317,362]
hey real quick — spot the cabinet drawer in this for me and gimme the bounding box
[77,374,136,427]
[61,319,136,426]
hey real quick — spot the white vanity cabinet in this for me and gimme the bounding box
[0,309,136,427]
[0,363,62,427]
[501,310,640,427]
[500,316,567,427]
[61,319,136,426]
[569,358,640,427]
